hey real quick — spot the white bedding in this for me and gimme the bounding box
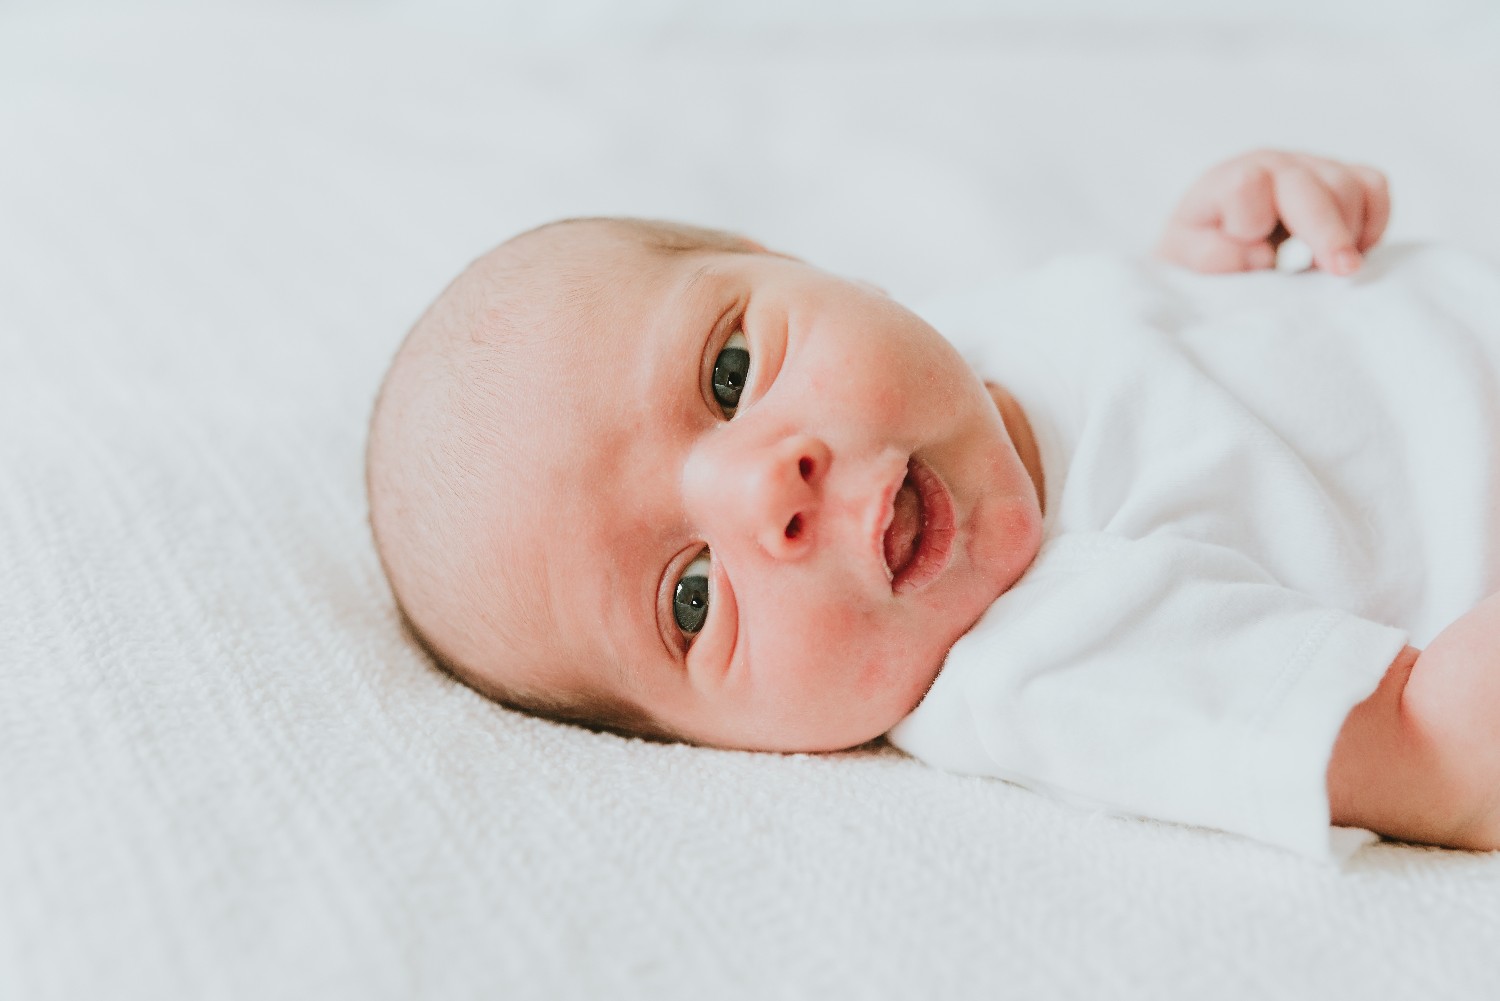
[5,3,1500,998]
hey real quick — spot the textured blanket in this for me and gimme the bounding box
[5,4,1500,998]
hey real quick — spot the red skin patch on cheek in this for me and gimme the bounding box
[869,384,903,419]
[836,606,898,694]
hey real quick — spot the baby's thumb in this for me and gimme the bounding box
[1158,225,1276,273]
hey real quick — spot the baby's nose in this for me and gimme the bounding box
[699,433,831,561]
[756,437,828,559]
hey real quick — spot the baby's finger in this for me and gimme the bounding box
[1272,164,1362,275]
[1355,166,1391,251]
[1157,224,1276,274]
[1218,163,1279,242]
[1310,162,1369,253]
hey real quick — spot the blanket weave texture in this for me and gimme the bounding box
[5,5,1500,998]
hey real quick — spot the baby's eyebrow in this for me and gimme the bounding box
[681,262,717,300]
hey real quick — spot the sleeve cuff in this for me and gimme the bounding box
[1235,611,1409,862]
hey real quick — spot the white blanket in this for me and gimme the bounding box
[5,4,1500,998]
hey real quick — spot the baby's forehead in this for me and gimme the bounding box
[480,231,697,375]
[456,232,682,507]
[504,220,682,294]
[497,216,758,314]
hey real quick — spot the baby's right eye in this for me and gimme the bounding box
[711,331,751,419]
[672,551,712,638]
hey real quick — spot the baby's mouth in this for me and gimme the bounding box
[883,471,923,579]
[881,459,955,593]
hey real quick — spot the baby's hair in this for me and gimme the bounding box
[366,216,761,743]
[392,599,675,743]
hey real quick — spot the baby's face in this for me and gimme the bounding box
[466,233,1044,752]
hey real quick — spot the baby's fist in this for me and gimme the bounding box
[1156,150,1390,275]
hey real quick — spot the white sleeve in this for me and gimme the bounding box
[887,532,1409,862]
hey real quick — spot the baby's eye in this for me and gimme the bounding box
[673,551,712,638]
[711,331,751,419]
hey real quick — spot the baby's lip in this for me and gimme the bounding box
[869,454,911,585]
[869,454,955,594]
[891,458,954,593]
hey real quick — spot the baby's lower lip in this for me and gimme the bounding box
[888,458,954,593]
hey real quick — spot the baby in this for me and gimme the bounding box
[367,150,1500,859]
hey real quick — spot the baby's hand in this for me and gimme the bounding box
[1156,150,1390,276]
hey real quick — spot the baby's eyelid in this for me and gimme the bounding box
[685,553,738,679]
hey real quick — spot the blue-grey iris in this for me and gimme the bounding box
[712,331,750,417]
[673,553,712,635]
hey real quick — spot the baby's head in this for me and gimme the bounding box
[366,218,1044,752]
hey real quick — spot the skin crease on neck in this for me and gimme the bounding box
[443,226,1047,754]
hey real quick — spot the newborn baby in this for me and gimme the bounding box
[367,150,1500,858]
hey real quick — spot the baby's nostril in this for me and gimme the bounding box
[785,514,803,540]
[798,457,814,481]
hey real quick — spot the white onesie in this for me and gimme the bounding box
[888,244,1500,861]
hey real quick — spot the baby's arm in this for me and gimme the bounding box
[1328,594,1500,850]
[1156,149,1390,276]
[1158,152,1500,850]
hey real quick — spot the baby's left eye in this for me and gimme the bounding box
[711,331,751,419]
[673,551,712,638]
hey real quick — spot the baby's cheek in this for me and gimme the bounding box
[852,649,898,695]
[784,600,867,678]
[863,383,907,424]
[835,607,914,695]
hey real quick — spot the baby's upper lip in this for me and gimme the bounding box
[867,452,913,587]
